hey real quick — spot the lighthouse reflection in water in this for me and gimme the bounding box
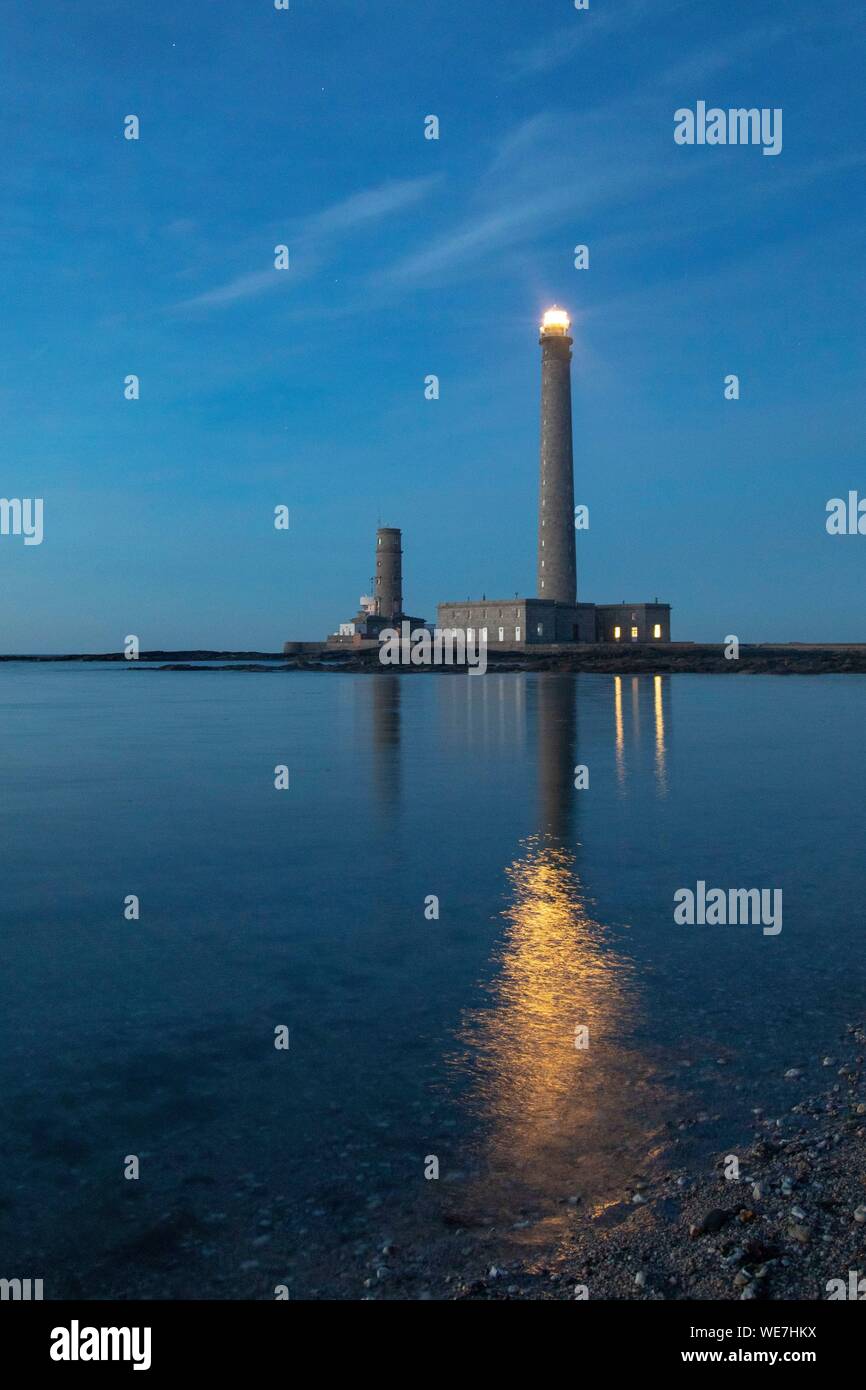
[454,673,672,1223]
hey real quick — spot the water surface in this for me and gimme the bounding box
[1,665,863,1296]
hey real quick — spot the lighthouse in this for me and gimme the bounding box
[373,527,402,622]
[537,307,577,605]
[434,304,670,646]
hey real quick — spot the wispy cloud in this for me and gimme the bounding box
[176,267,289,311]
[304,179,439,236]
[504,0,661,79]
[173,175,440,312]
[373,109,678,291]
[375,191,569,288]
[652,23,793,89]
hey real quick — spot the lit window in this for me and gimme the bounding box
[631,626,639,639]
[498,627,504,641]
[480,628,487,642]
[614,626,621,640]
[653,623,661,639]
[537,624,544,636]
[515,626,521,641]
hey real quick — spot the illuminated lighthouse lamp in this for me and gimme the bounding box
[540,306,571,335]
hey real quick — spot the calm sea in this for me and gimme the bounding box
[1,664,863,1296]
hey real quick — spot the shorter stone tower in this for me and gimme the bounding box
[374,527,403,622]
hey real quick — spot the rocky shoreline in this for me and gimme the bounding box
[348,1025,866,1301]
[168,646,866,675]
[3,645,866,674]
[150,645,865,676]
[17,1030,866,1302]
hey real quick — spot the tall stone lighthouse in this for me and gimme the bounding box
[537,307,576,604]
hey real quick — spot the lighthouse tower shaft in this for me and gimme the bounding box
[373,527,403,622]
[537,313,576,604]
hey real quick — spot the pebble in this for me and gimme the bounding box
[751,1182,764,1200]
[790,1206,806,1221]
[632,1192,648,1205]
[784,1069,802,1080]
[634,1270,646,1288]
[787,1224,811,1244]
[853,1205,866,1223]
[690,1208,731,1237]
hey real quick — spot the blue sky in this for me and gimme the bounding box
[1,0,864,650]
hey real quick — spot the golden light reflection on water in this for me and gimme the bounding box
[451,674,674,1223]
[614,673,669,791]
[454,841,675,1225]
[614,675,625,783]
[456,836,639,1208]
[654,674,668,795]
